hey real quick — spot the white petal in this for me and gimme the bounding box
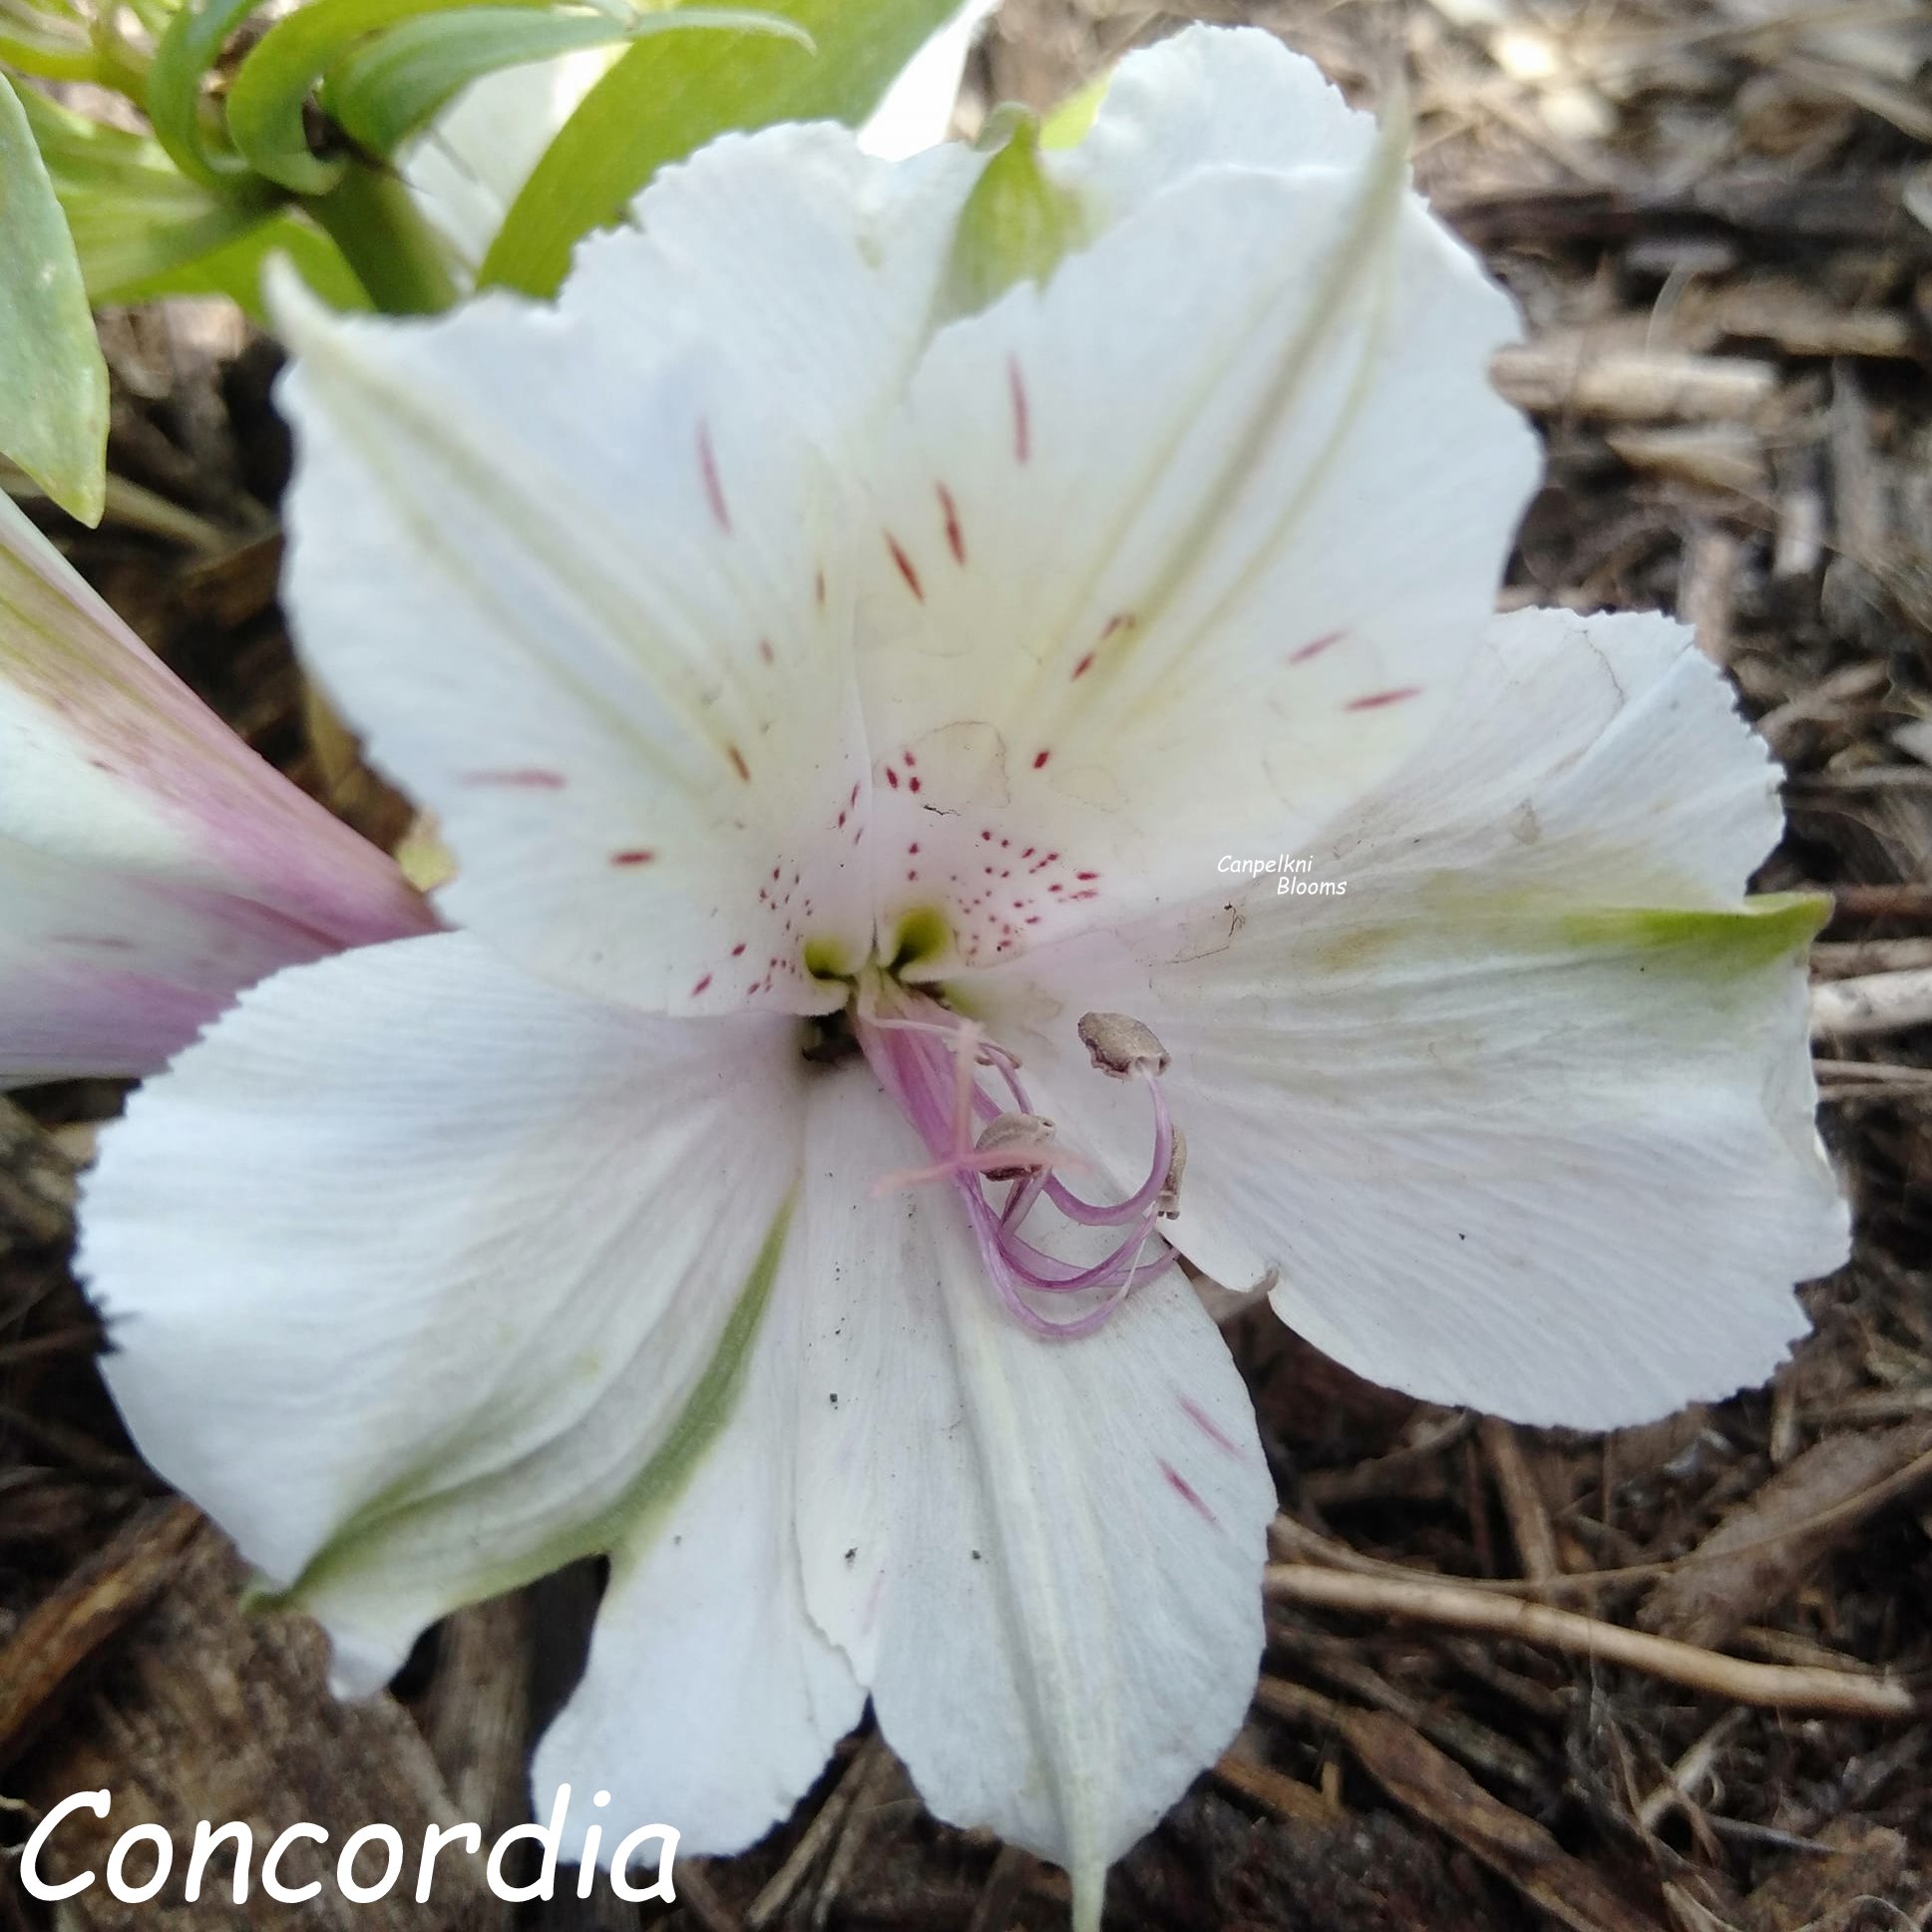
[272,265,877,1015]
[564,122,983,463]
[856,150,1539,970]
[0,492,428,1084]
[964,609,1847,1428]
[1056,24,1376,221]
[791,1071,1274,1924]
[79,932,806,1689]
[1329,603,1787,900]
[532,1268,862,1858]
[857,0,998,161]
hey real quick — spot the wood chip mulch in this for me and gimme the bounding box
[3,1,1930,1926]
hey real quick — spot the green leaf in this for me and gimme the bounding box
[480,0,958,299]
[0,74,107,524]
[14,84,291,303]
[325,5,810,160]
[0,0,100,84]
[105,207,370,320]
[940,107,1087,321]
[149,0,275,185]
[227,0,541,194]
[326,8,630,156]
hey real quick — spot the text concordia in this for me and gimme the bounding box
[20,1785,676,1907]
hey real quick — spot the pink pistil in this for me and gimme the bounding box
[857,988,1176,1338]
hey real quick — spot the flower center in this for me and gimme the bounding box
[851,970,1181,1338]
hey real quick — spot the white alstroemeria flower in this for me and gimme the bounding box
[402,0,1000,276]
[0,492,431,1086]
[76,26,1844,1924]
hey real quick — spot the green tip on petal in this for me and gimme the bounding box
[1039,70,1110,150]
[939,107,1090,321]
[1557,892,1832,972]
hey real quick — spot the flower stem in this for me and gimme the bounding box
[308,165,459,315]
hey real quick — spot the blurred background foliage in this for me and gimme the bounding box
[0,0,963,520]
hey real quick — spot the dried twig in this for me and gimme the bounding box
[1811,967,1932,1038]
[0,1499,199,1767]
[744,1739,883,1930]
[1264,1565,1920,1718]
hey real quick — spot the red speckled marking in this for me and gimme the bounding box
[458,768,565,789]
[1159,1459,1217,1525]
[886,768,901,790]
[691,973,713,996]
[727,745,751,782]
[886,534,924,600]
[696,424,730,534]
[1007,357,1030,464]
[1288,629,1346,665]
[609,849,654,867]
[1178,1396,1242,1457]
[1032,749,1051,771]
[731,943,747,957]
[937,485,966,565]
[1070,651,1095,680]
[758,637,775,664]
[1345,686,1420,712]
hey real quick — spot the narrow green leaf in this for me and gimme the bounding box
[326,8,629,156]
[15,85,289,303]
[230,0,813,193]
[149,0,274,185]
[325,5,810,160]
[103,207,369,320]
[480,0,958,299]
[0,74,107,523]
[228,0,530,194]
[0,2,100,84]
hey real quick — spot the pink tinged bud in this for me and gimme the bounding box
[0,495,433,1086]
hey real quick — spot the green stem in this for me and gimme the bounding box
[308,163,459,314]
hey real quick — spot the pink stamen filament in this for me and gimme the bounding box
[858,987,1176,1338]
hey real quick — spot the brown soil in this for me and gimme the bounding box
[4,2,1931,1927]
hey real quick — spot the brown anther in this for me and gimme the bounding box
[1156,1126,1187,1219]
[1076,1011,1170,1079]
[975,1111,1056,1181]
